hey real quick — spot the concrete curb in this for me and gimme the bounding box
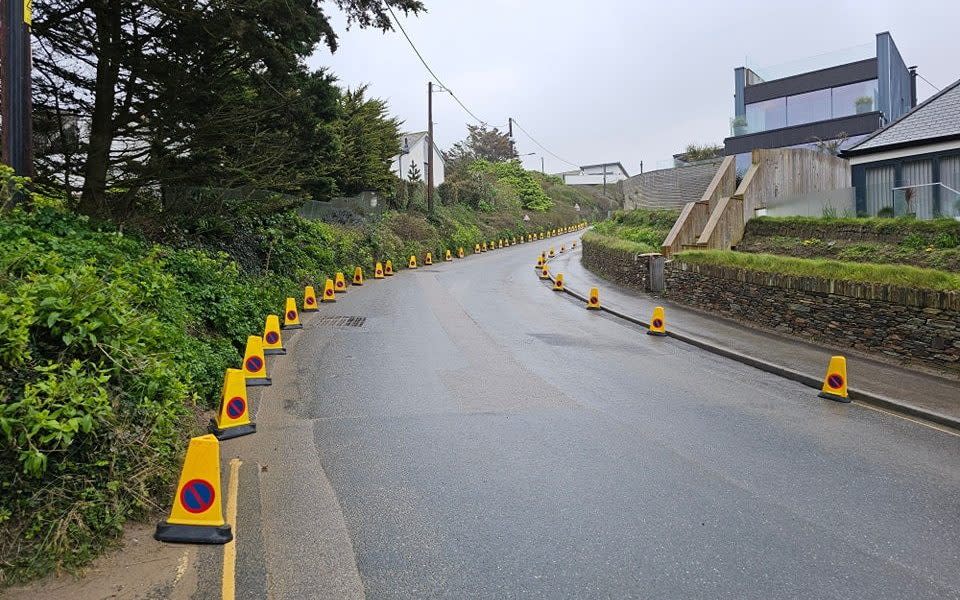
[538,249,960,432]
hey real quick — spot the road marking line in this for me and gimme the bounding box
[852,401,960,437]
[222,458,242,600]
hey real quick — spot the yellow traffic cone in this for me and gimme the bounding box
[539,265,550,279]
[209,368,256,440]
[353,266,364,286]
[482,242,488,252]
[586,287,601,310]
[425,252,433,265]
[647,306,667,336]
[475,243,481,254]
[498,239,504,249]
[560,244,566,253]
[322,278,336,302]
[539,232,544,239]
[553,273,564,291]
[303,285,318,312]
[409,255,418,268]
[818,356,850,403]
[335,272,348,292]
[242,335,270,386]
[536,254,544,267]
[262,315,286,356]
[457,247,465,258]
[283,297,302,330]
[445,249,452,261]
[548,247,555,258]
[374,262,385,279]
[155,434,232,544]
[572,240,578,249]
[385,260,394,276]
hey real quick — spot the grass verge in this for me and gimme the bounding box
[674,250,960,292]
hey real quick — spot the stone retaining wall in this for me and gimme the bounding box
[665,261,960,373]
[581,236,650,289]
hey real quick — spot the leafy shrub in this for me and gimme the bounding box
[591,209,678,250]
[469,160,554,211]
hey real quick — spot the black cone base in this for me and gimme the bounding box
[818,391,851,403]
[302,307,318,312]
[209,420,257,440]
[282,324,303,330]
[245,377,271,387]
[155,522,233,545]
[264,348,287,356]
[646,331,667,337]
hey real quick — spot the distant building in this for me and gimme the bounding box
[844,78,960,219]
[560,162,630,186]
[725,32,916,172]
[390,131,445,185]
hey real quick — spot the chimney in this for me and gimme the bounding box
[909,66,918,108]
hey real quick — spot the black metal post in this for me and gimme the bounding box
[1,0,33,182]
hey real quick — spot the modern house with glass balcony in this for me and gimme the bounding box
[843,77,960,219]
[724,32,916,172]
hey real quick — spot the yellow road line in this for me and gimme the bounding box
[222,458,242,600]
[853,401,960,437]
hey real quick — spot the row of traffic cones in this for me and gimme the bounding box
[155,226,586,546]
[538,241,852,404]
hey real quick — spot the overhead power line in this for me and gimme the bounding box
[916,72,941,92]
[384,4,489,126]
[509,118,580,168]
[385,5,581,169]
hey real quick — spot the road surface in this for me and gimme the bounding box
[197,231,960,599]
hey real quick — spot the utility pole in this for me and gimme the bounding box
[540,156,544,174]
[508,117,513,137]
[1,0,34,184]
[426,81,434,214]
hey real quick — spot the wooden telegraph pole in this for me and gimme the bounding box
[426,81,434,214]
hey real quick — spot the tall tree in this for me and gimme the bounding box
[331,86,402,197]
[31,0,425,217]
[446,125,517,176]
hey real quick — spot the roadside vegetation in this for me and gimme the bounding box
[589,209,679,253]
[675,250,960,292]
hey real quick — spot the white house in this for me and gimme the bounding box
[560,162,630,186]
[390,131,445,185]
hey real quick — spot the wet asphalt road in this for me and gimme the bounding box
[206,231,960,599]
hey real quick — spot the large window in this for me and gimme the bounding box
[741,78,879,134]
[745,97,786,133]
[832,80,879,118]
[786,89,831,126]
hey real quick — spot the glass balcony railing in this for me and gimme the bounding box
[744,43,875,83]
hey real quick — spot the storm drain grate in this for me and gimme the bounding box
[315,315,366,327]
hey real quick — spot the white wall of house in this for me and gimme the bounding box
[390,133,445,185]
[562,164,629,186]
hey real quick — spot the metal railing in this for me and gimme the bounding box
[889,182,960,220]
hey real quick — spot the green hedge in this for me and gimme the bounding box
[675,250,960,292]
[582,230,656,254]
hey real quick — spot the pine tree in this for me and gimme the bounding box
[407,161,422,182]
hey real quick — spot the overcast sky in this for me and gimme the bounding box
[307,0,959,175]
